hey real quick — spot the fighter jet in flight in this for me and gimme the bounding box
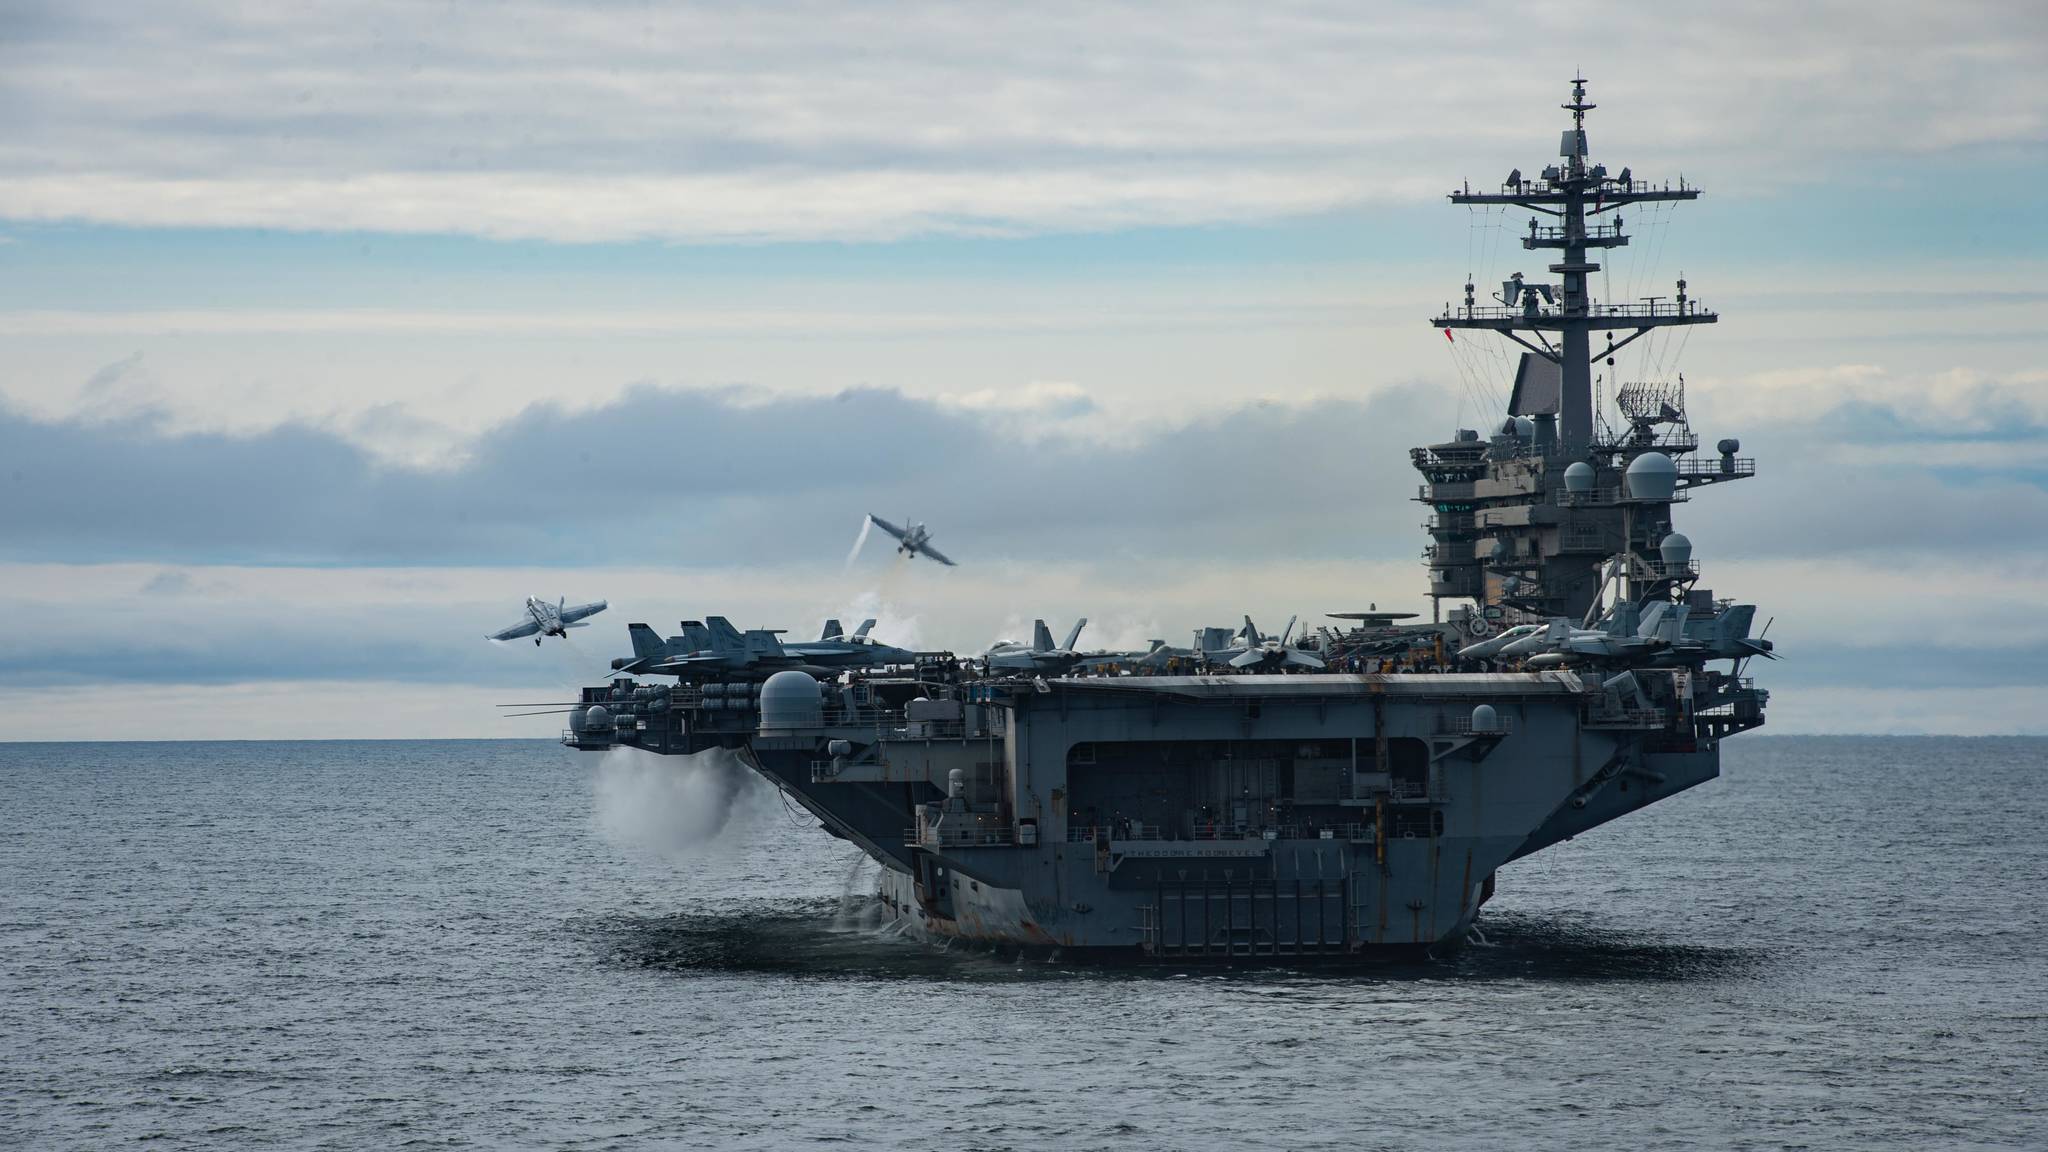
[488,596,608,646]
[862,515,957,567]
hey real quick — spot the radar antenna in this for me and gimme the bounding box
[1434,76,1716,455]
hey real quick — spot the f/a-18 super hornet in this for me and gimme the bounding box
[985,619,1088,675]
[1457,622,1546,662]
[487,596,608,646]
[862,515,956,567]
[1487,599,1776,670]
[783,619,918,670]
[1216,615,1327,671]
[611,617,790,675]
[1079,638,1195,673]
[612,616,917,676]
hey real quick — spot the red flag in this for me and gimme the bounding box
[1443,329,1454,343]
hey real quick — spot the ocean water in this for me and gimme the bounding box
[1,736,2042,1150]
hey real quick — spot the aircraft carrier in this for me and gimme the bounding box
[553,78,1773,960]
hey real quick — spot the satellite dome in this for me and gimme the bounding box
[583,704,612,730]
[1564,461,1595,494]
[1623,451,1678,501]
[1514,416,1536,439]
[1659,532,1693,569]
[758,670,823,732]
[1471,704,1499,731]
[1490,537,1510,562]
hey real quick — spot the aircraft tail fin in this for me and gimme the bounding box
[675,621,714,654]
[1713,603,1756,643]
[1242,616,1262,646]
[1032,619,1055,652]
[705,616,747,652]
[1663,605,1690,644]
[1061,618,1087,652]
[853,619,876,640]
[628,623,665,659]
[821,618,843,641]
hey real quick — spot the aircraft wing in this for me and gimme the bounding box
[917,542,957,567]
[561,600,608,624]
[867,515,909,543]
[643,653,729,672]
[489,619,542,642]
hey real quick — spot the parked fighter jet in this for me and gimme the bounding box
[783,618,917,670]
[862,515,956,566]
[985,619,1088,675]
[488,596,607,646]
[611,617,792,675]
[1515,603,1690,668]
[1457,622,1546,662]
[1075,639,1194,674]
[1219,616,1327,671]
[817,619,871,643]
[612,616,916,676]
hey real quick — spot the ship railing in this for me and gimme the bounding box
[823,705,899,727]
[1695,678,1765,715]
[1524,222,1628,244]
[1410,444,1488,466]
[905,824,1017,848]
[1554,485,1688,507]
[1555,485,1622,507]
[1583,705,1674,730]
[1437,300,1713,323]
[1677,456,1755,480]
[878,719,967,741]
[1417,482,1477,501]
[1611,429,1700,453]
[1070,823,1376,844]
[1435,714,1513,736]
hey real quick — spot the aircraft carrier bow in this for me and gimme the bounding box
[550,79,1772,961]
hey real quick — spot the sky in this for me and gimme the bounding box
[2,0,2045,738]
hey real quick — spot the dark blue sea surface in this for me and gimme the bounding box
[2,736,2042,1149]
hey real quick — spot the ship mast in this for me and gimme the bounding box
[1434,75,1714,455]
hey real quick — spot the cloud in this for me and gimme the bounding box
[0,381,1442,566]
[5,366,2047,569]
[1,1,2040,241]
[139,568,193,596]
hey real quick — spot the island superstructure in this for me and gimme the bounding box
[551,79,1773,960]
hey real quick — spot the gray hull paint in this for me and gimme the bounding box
[724,672,1723,960]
